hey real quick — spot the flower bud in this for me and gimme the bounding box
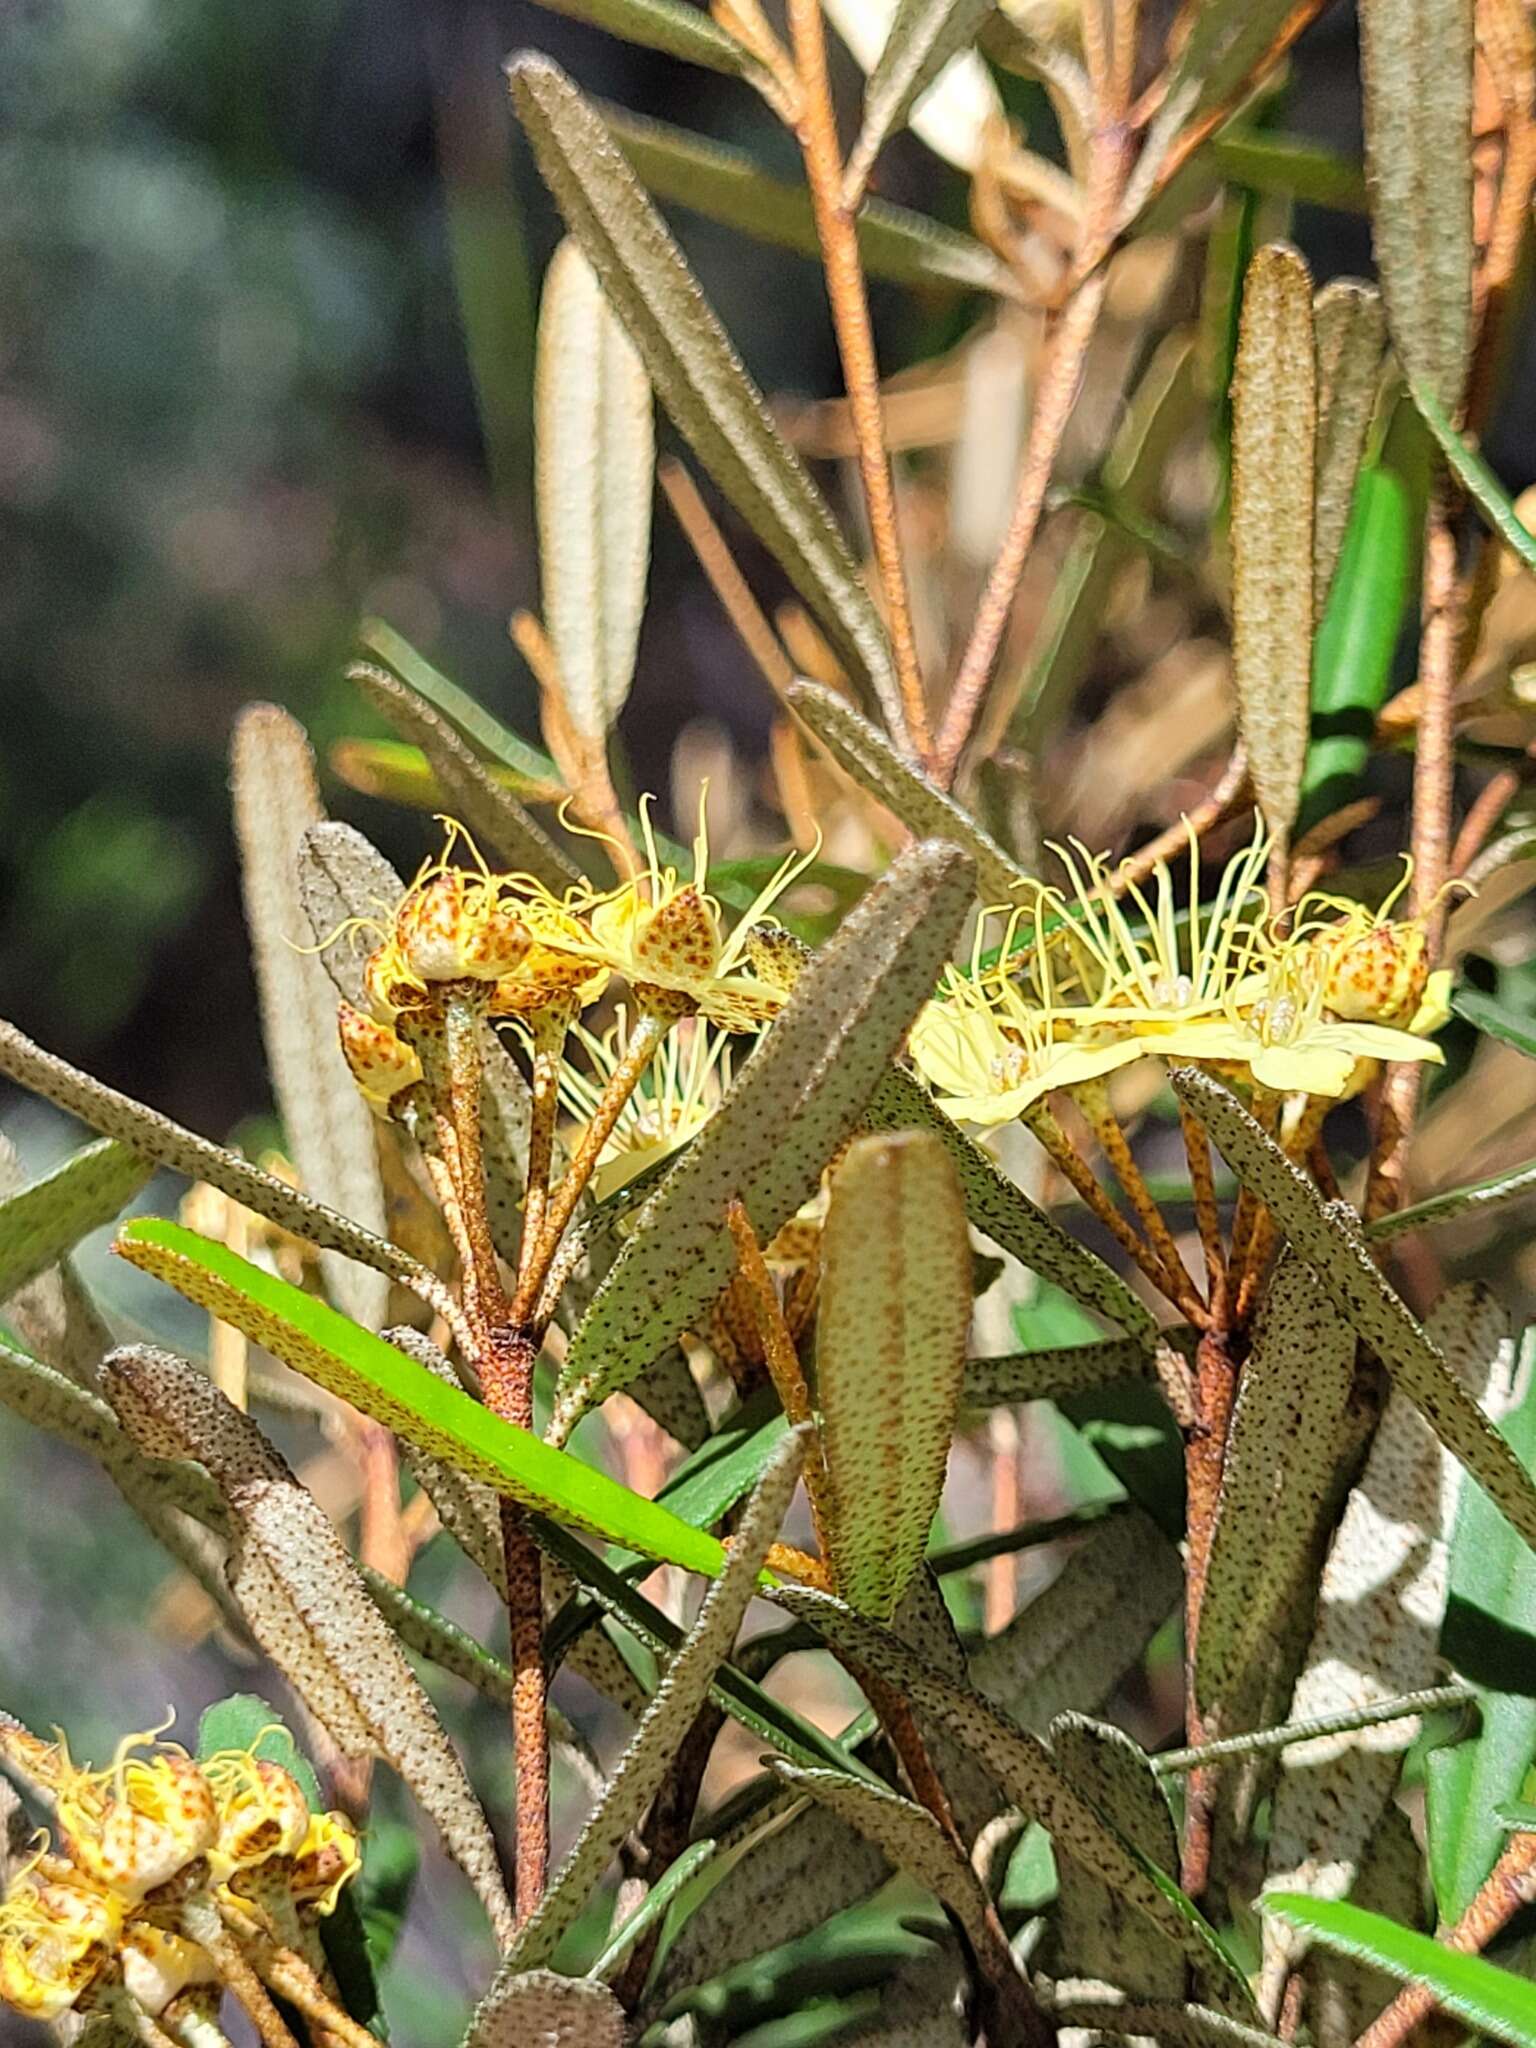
[337,999,424,1107]
[205,1753,311,1885]
[1322,918,1430,1027]
[289,1811,363,1915]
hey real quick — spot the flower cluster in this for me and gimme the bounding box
[908,833,1452,1130]
[0,1725,359,2027]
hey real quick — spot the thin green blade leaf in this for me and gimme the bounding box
[526,0,760,83]
[1411,380,1536,571]
[1370,1154,1536,1241]
[0,1138,151,1305]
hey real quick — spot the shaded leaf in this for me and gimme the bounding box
[0,1138,150,1306]
[1210,133,1368,213]
[787,679,1030,905]
[462,1967,626,2048]
[818,1131,969,1620]
[524,0,761,84]
[962,1337,1157,1409]
[101,1344,516,1942]
[1174,1069,1536,1552]
[825,0,1001,180]
[231,704,389,1329]
[1453,985,1536,1059]
[507,55,903,733]
[1311,281,1386,614]
[1359,0,1474,415]
[1411,381,1536,571]
[536,237,653,740]
[1045,1990,1284,2048]
[1049,1716,1184,1997]
[844,0,997,203]
[1371,1154,1536,1241]
[554,842,974,1429]
[1230,241,1317,850]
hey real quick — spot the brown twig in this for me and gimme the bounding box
[1073,1077,1209,1324]
[786,0,932,763]
[1026,1098,1185,1310]
[659,458,798,698]
[1179,1100,1228,1323]
[1180,1322,1239,1899]
[510,610,641,881]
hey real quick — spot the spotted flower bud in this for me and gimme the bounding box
[1321,915,1432,1027]
[0,1872,122,2022]
[54,1733,217,1906]
[204,1752,311,1887]
[485,904,608,1017]
[337,999,424,1109]
[119,1924,218,2017]
[392,867,530,987]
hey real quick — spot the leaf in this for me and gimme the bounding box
[554,842,974,1428]
[230,704,389,1330]
[1411,380,1536,571]
[598,100,1011,296]
[1428,1324,1536,1922]
[296,821,405,1009]
[100,1344,516,1943]
[1263,1892,1536,2048]
[1454,986,1536,1058]
[1174,1069,1536,1554]
[330,736,559,811]
[817,1132,969,1620]
[1230,241,1317,851]
[866,1069,1158,1342]
[461,1969,626,2048]
[506,55,904,736]
[1045,1992,1283,2048]
[775,1588,1255,2013]
[0,1138,150,1305]
[587,1837,717,1983]
[0,1017,437,1303]
[360,620,565,790]
[348,661,581,891]
[1311,281,1386,614]
[1358,0,1474,416]
[1209,133,1368,213]
[536,237,653,741]
[786,679,1030,905]
[1049,1716,1184,1997]
[961,1338,1157,1408]
[1371,1153,1536,1241]
[523,0,761,85]
[1196,1253,1356,1716]
[844,0,997,204]
[824,0,1002,181]
[501,1429,806,1971]
[112,1215,730,1576]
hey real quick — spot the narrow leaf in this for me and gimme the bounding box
[524,0,759,83]
[1197,1253,1356,1715]
[506,55,904,734]
[1263,1891,1536,2048]
[845,0,996,203]
[1174,1069,1536,1553]
[818,1132,969,1620]
[230,704,388,1329]
[1311,280,1386,614]
[787,678,1031,905]
[112,1215,730,1577]
[101,1345,516,1942]
[1230,241,1317,850]
[1371,1154,1536,1240]
[296,820,404,1010]
[536,237,653,740]
[1411,381,1536,571]
[963,1338,1156,1408]
[1046,1993,1283,2048]
[0,1138,150,1305]
[1359,0,1474,415]
[360,620,564,789]
[501,1429,806,1971]
[555,842,975,1427]
[462,1970,626,2048]
[1049,1716,1184,1996]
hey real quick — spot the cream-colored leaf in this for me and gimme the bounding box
[231,704,389,1329]
[841,0,1000,199]
[818,1131,969,1619]
[101,1344,515,1944]
[1230,242,1317,850]
[462,1968,626,2048]
[537,238,653,739]
[1312,282,1386,614]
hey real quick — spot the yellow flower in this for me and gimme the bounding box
[559,1009,740,1200]
[0,1869,122,2022]
[485,901,609,1017]
[204,1750,312,1886]
[1292,867,1454,1040]
[562,799,814,1029]
[289,1811,363,1915]
[119,1923,218,2016]
[336,998,425,1109]
[54,1729,217,1907]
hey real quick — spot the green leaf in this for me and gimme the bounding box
[1359,0,1474,416]
[329,737,557,811]
[525,0,762,85]
[599,100,1011,297]
[554,842,974,1430]
[1230,242,1317,850]
[1049,1717,1184,1998]
[586,1836,717,1983]
[506,55,905,737]
[1174,1069,1536,1556]
[536,237,654,742]
[1453,987,1536,1059]
[844,0,996,204]
[0,1138,151,1305]
[1411,381,1536,572]
[818,1131,970,1620]
[1428,1325,1536,1922]
[111,1215,729,1578]
[359,619,564,790]
[1209,133,1368,213]
[196,1693,324,1806]
[1370,1153,1536,1241]
[1311,280,1386,615]
[1262,1891,1536,2048]
[786,679,1030,905]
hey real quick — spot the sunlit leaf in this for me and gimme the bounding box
[1370,1153,1536,1241]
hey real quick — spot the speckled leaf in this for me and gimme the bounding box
[787,679,1029,905]
[766,1760,994,1957]
[536,237,653,738]
[1359,0,1474,415]
[231,704,389,1330]
[296,820,404,1010]
[100,1343,516,1944]
[1049,1716,1185,1996]
[866,1069,1156,1342]
[349,662,580,891]
[1197,1253,1356,1716]
[1231,242,1316,850]
[0,1134,115,1385]
[555,842,974,1428]
[970,1509,1184,1734]
[0,1018,435,1304]
[962,1338,1157,1409]
[817,1131,968,1620]
[1046,1990,1283,2048]
[0,1137,150,1304]
[507,55,903,734]
[501,1429,806,1971]
[462,1968,626,2048]
[1176,1069,1536,1553]
[776,1588,1254,2013]
[1257,1283,1509,2011]
[1312,282,1386,614]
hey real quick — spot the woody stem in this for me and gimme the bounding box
[515,1001,571,1305]
[1072,1078,1209,1324]
[1026,1099,1187,1311]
